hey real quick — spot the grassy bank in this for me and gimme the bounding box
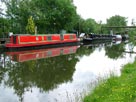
[84,61,136,102]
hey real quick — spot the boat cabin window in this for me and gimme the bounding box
[13,36,17,44]
[70,35,74,39]
[47,36,52,41]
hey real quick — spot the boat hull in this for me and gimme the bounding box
[82,34,113,43]
[5,34,80,49]
[5,41,80,51]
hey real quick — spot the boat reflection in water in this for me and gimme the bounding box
[1,45,80,102]
[6,45,80,62]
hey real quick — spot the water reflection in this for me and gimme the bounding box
[6,46,79,62]
[0,41,136,102]
[0,45,79,101]
[105,41,125,59]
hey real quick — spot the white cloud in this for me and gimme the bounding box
[0,2,6,14]
[73,0,136,24]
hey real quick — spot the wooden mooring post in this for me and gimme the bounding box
[0,38,10,49]
[0,44,4,48]
[0,38,10,44]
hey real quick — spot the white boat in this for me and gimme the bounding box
[113,34,122,41]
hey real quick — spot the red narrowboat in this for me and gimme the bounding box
[6,45,79,62]
[5,33,79,48]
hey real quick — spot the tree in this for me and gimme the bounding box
[0,17,10,37]
[82,18,98,34]
[33,0,78,33]
[3,0,79,34]
[26,16,35,34]
[106,15,127,33]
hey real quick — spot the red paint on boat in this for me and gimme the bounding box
[5,34,79,48]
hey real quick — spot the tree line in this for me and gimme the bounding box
[0,0,128,37]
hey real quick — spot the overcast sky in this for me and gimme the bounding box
[0,2,6,13]
[1,0,136,25]
[73,0,136,24]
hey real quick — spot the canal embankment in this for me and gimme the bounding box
[84,61,136,102]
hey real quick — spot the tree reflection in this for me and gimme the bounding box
[105,42,125,59]
[0,41,127,101]
[76,45,95,57]
[0,52,78,101]
[76,41,112,57]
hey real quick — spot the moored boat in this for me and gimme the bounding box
[112,34,122,41]
[5,33,80,49]
[121,34,129,41]
[82,34,113,43]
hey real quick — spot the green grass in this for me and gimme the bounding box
[84,61,136,102]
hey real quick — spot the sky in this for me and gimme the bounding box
[1,0,136,25]
[0,2,6,14]
[73,0,136,25]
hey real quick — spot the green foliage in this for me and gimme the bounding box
[2,0,30,33]
[73,16,85,35]
[82,18,98,34]
[0,17,10,38]
[33,0,78,33]
[106,15,127,33]
[76,45,95,57]
[26,16,35,34]
[2,1,128,35]
[107,15,127,26]
[84,61,136,102]
[3,0,79,34]
[105,43,125,59]
[0,52,78,100]
[128,28,136,44]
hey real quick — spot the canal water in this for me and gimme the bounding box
[0,40,136,102]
